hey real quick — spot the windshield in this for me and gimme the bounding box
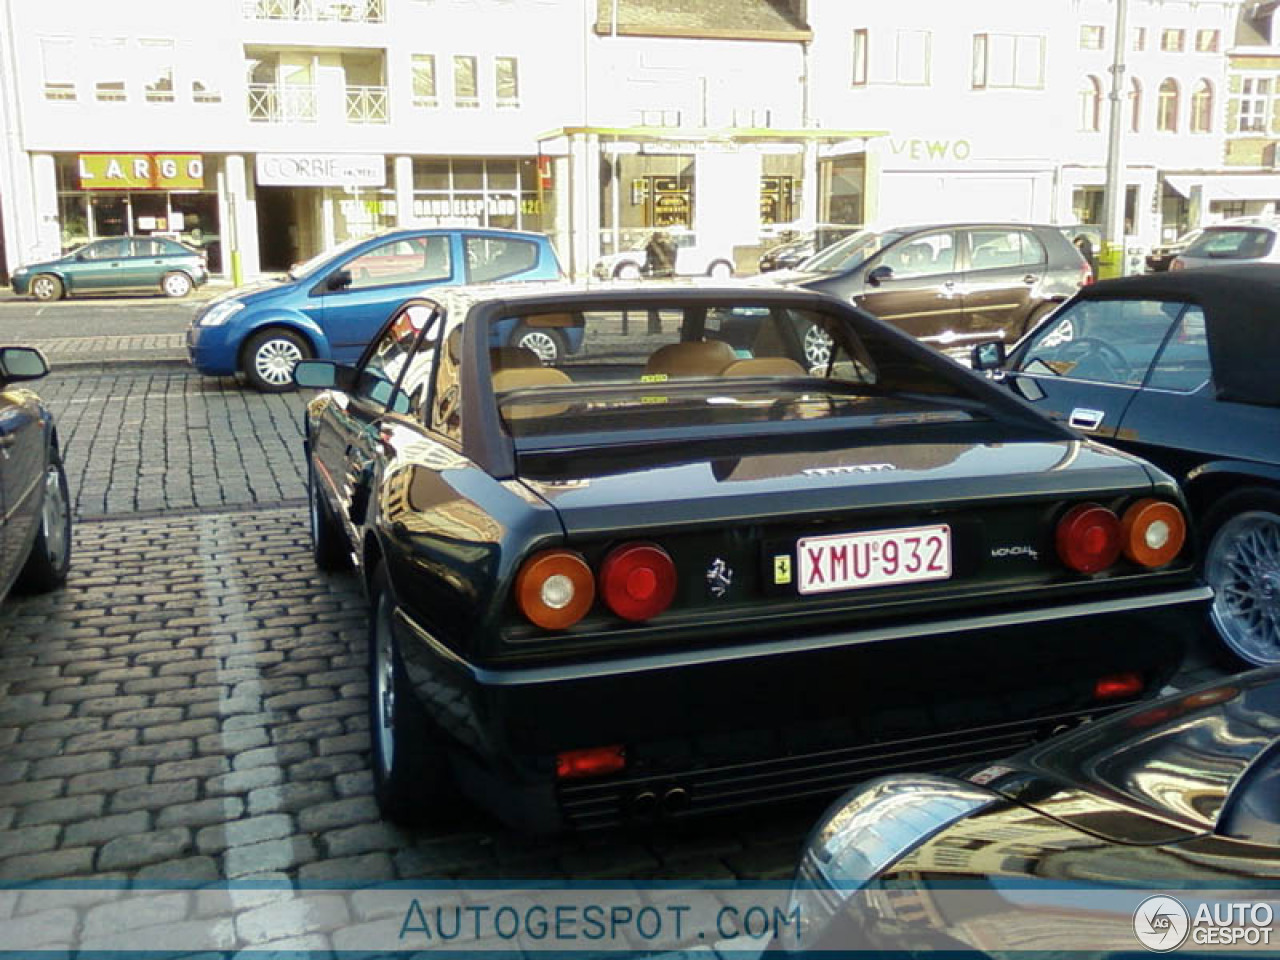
[1182,227,1276,260]
[287,234,373,280]
[799,229,904,273]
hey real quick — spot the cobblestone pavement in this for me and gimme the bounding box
[31,334,186,366]
[40,368,306,518]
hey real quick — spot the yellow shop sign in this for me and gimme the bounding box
[78,154,205,190]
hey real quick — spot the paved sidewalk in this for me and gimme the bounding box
[34,334,187,367]
[40,369,307,519]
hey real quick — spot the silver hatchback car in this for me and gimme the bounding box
[1171,219,1280,270]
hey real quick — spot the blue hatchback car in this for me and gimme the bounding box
[187,227,564,391]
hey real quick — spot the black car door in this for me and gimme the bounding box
[312,302,441,540]
[1003,297,1184,438]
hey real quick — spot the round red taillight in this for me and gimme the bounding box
[514,549,594,630]
[1056,503,1122,574]
[599,542,677,622]
[1121,498,1187,568]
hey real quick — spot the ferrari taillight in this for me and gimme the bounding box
[599,542,677,622]
[1121,499,1187,569]
[1056,503,1122,574]
[514,549,594,630]
[1095,672,1144,700]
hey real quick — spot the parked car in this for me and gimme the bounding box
[0,347,71,604]
[778,669,1280,955]
[762,222,1092,365]
[295,281,1207,833]
[591,229,735,280]
[971,265,1280,666]
[1146,227,1202,272]
[10,236,208,301]
[187,227,563,392]
[1171,219,1280,270]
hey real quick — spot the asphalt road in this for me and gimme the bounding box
[0,289,217,340]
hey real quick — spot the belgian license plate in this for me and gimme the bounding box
[797,524,952,596]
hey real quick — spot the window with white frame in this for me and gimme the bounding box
[40,37,76,100]
[141,39,175,103]
[851,28,868,86]
[188,45,222,104]
[92,37,128,102]
[1190,79,1213,133]
[1129,76,1142,132]
[1195,29,1220,53]
[1237,77,1272,133]
[1080,25,1105,50]
[453,55,478,108]
[1079,75,1102,131]
[1131,26,1146,51]
[1161,28,1185,52]
[894,29,931,85]
[495,56,519,107]
[972,33,1045,89]
[1157,78,1179,131]
[412,54,437,107]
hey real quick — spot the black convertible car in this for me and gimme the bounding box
[779,669,1280,956]
[0,346,71,604]
[973,265,1280,666]
[296,282,1208,833]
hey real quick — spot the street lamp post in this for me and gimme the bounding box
[1101,0,1129,277]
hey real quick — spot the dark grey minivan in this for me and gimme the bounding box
[766,222,1092,363]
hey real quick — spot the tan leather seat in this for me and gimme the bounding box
[720,357,807,377]
[490,346,542,370]
[644,340,737,378]
[492,366,573,420]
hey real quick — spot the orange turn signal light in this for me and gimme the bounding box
[1121,499,1186,569]
[514,549,595,630]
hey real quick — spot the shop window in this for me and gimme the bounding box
[412,54,438,108]
[971,33,1044,89]
[1157,78,1179,132]
[1190,79,1213,133]
[1161,28,1185,53]
[1195,29,1220,53]
[92,38,128,102]
[454,55,478,109]
[1080,25,1105,51]
[142,40,176,103]
[40,37,76,101]
[495,56,519,108]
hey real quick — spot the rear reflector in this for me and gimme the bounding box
[599,542,677,622]
[515,549,594,630]
[556,745,626,780]
[1056,503,1122,574]
[1095,672,1144,700]
[1121,499,1187,568]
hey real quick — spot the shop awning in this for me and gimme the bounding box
[1164,174,1280,199]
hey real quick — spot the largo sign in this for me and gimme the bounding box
[256,153,386,188]
[78,154,205,190]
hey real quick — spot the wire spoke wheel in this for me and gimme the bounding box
[1207,509,1280,665]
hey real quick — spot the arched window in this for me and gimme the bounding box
[1079,75,1103,131]
[1157,78,1179,132]
[1129,77,1142,132]
[1191,79,1213,133]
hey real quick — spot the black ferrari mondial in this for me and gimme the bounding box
[778,669,1280,956]
[295,283,1209,833]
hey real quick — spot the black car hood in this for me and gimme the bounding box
[961,670,1280,845]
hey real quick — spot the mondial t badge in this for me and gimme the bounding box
[802,463,896,477]
[706,558,734,598]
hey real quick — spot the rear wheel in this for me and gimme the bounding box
[308,463,350,571]
[1203,487,1280,666]
[511,325,564,364]
[802,322,835,368]
[614,261,643,280]
[30,274,63,302]
[16,454,71,593]
[1020,301,1058,338]
[368,564,457,824]
[161,271,193,298]
[242,328,311,392]
[707,260,734,279]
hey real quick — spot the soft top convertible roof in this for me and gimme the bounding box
[1075,264,1280,406]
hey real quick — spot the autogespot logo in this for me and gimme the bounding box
[1134,895,1190,952]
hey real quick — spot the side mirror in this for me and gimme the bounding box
[866,264,894,287]
[0,347,49,382]
[326,269,353,292]
[970,341,1007,371]
[293,360,339,390]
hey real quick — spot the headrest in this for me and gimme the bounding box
[644,340,737,377]
[720,357,807,377]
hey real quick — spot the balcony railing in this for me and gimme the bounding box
[346,85,388,123]
[247,83,318,123]
[243,0,385,22]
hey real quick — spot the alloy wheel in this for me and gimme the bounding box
[1207,509,1280,664]
[804,324,834,368]
[254,339,303,386]
[373,594,397,777]
[518,330,560,363]
[41,464,70,571]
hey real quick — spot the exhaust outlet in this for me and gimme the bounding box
[630,790,658,819]
[661,786,689,816]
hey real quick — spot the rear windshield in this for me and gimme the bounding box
[487,303,985,439]
[1183,227,1276,260]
